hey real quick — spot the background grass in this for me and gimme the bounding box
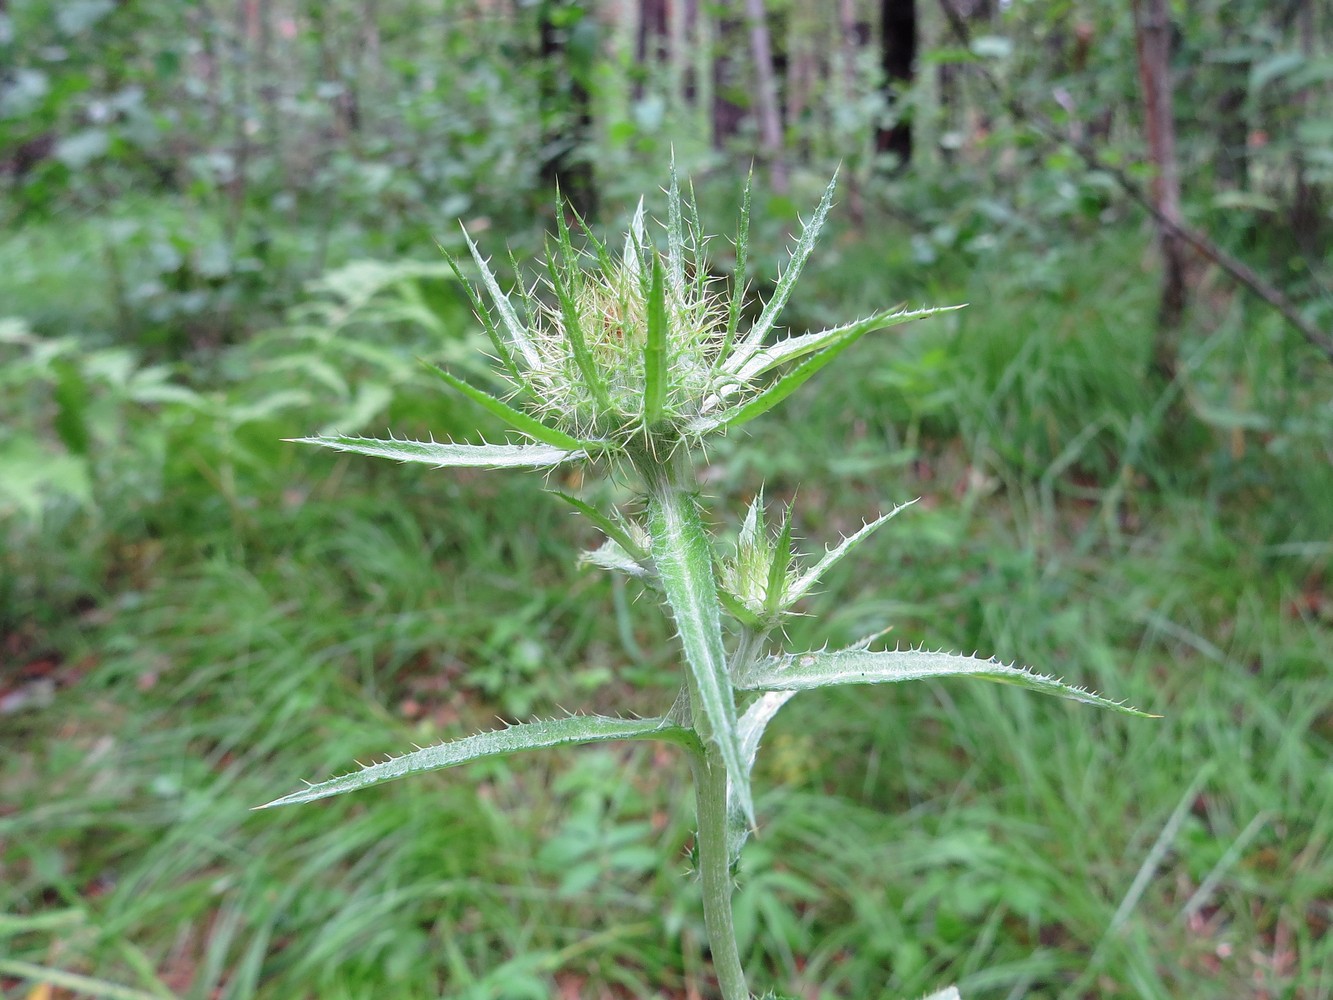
[3,188,1332,999]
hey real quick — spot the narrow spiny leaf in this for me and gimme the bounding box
[644,255,669,427]
[545,249,610,410]
[725,305,963,382]
[765,503,793,617]
[440,246,523,384]
[649,488,753,826]
[289,435,581,469]
[258,715,703,808]
[737,647,1158,717]
[690,321,870,435]
[666,158,686,293]
[727,689,796,861]
[730,171,838,370]
[624,197,647,283]
[425,364,587,451]
[787,500,918,603]
[461,227,539,368]
[717,169,753,370]
[549,490,649,563]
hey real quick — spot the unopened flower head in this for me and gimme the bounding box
[520,216,729,445]
[446,169,955,473]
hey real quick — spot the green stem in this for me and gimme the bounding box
[691,746,749,1000]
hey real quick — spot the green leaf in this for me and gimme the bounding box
[288,434,581,469]
[460,226,540,369]
[725,305,963,383]
[690,318,871,435]
[581,538,650,579]
[729,172,838,371]
[737,691,796,770]
[717,169,753,370]
[718,587,763,629]
[258,715,702,808]
[665,157,687,293]
[787,500,918,603]
[440,245,523,385]
[545,247,610,410]
[425,363,587,452]
[765,503,793,617]
[727,690,796,861]
[737,647,1157,717]
[623,197,648,283]
[644,255,669,426]
[648,488,752,826]
[548,490,649,563]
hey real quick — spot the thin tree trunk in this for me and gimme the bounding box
[839,0,865,224]
[1133,0,1187,378]
[635,0,668,102]
[539,0,597,220]
[878,0,916,166]
[1289,0,1321,255]
[743,0,788,192]
[712,4,746,148]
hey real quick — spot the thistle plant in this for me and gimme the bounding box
[262,171,1151,999]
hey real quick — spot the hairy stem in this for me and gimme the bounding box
[691,746,749,1000]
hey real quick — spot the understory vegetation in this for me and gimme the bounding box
[2,0,1331,997]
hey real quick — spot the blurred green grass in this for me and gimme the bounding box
[2,201,1331,999]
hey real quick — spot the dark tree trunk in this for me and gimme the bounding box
[1288,0,1322,255]
[1133,0,1188,379]
[539,0,597,220]
[745,0,788,192]
[712,4,747,147]
[634,0,669,101]
[681,0,700,105]
[877,0,916,166]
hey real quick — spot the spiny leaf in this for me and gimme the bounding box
[258,715,703,808]
[765,503,793,617]
[425,363,587,451]
[727,690,796,861]
[666,157,686,294]
[461,226,540,368]
[581,538,650,579]
[624,197,647,283]
[737,647,1158,717]
[545,246,611,410]
[689,317,871,435]
[439,245,523,384]
[288,434,581,469]
[729,171,838,371]
[644,255,669,427]
[724,305,963,383]
[717,169,753,371]
[718,587,763,629]
[737,691,797,768]
[787,500,918,603]
[648,488,753,826]
[686,178,708,301]
[548,490,648,563]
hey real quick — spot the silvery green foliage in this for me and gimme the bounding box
[271,169,1151,999]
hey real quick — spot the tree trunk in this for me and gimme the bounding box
[711,4,746,148]
[1133,0,1187,378]
[634,0,669,102]
[539,0,597,220]
[744,0,788,192]
[839,0,866,224]
[1288,0,1322,255]
[877,0,916,166]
